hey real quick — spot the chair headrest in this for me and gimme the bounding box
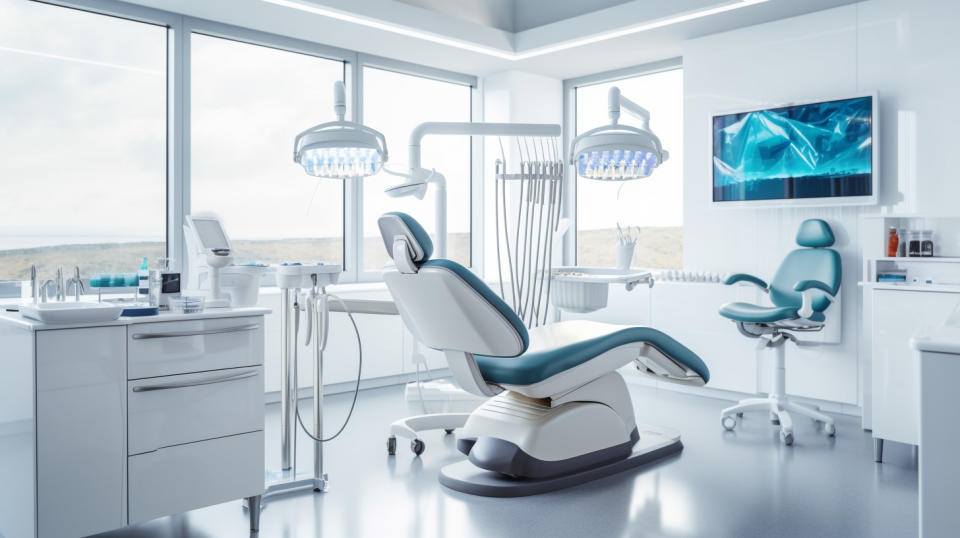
[796,219,835,248]
[378,212,434,264]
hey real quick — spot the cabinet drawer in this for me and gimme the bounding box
[128,317,264,379]
[128,366,264,455]
[128,431,264,525]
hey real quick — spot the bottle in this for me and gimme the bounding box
[897,228,907,257]
[921,230,934,257]
[886,227,899,257]
[908,231,922,257]
[138,257,150,299]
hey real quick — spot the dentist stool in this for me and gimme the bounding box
[718,218,841,445]
[377,212,709,496]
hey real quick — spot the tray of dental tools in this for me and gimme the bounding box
[552,267,654,289]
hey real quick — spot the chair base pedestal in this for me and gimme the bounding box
[438,425,681,497]
[720,335,836,444]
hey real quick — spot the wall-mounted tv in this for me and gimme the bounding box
[712,94,876,206]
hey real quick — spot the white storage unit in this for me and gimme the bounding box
[0,308,268,538]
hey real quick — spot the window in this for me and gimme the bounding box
[190,34,345,266]
[575,68,683,269]
[361,67,472,272]
[0,1,167,281]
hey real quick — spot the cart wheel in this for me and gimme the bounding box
[736,412,744,418]
[722,415,737,431]
[824,423,836,437]
[781,430,794,446]
[387,436,397,456]
[444,429,455,435]
[411,439,425,456]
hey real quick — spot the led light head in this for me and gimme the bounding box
[569,86,669,181]
[293,81,388,180]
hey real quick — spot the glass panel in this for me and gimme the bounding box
[191,34,345,267]
[575,69,683,269]
[0,1,166,282]
[361,67,471,271]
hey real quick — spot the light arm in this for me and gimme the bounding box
[793,280,837,319]
[408,122,560,169]
[724,273,768,293]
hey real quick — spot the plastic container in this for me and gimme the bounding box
[169,295,205,314]
[886,227,899,257]
[220,264,272,307]
[921,230,935,257]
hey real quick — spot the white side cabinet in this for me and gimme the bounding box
[870,288,960,460]
[0,309,268,538]
[36,327,127,538]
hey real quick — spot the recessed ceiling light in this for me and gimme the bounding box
[262,0,770,61]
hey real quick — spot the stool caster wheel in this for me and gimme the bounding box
[781,430,794,446]
[387,436,397,456]
[824,423,836,437]
[444,429,455,435]
[736,412,743,418]
[721,416,737,431]
[411,439,425,456]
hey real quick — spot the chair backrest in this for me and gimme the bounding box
[769,219,841,313]
[378,212,529,358]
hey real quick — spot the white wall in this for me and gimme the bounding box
[681,0,960,406]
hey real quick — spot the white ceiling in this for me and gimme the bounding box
[125,0,860,79]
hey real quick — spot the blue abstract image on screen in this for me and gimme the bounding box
[713,96,873,202]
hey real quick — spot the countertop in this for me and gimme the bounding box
[0,305,271,332]
[911,327,960,354]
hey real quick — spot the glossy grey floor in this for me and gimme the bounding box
[96,384,918,538]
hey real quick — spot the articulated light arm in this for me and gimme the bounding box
[608,86,650,129]
[406,122,561,257]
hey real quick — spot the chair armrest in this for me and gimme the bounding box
[793,280,837,319]
[724,273,768,292]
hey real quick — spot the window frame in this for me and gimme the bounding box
[32,0,478,286]
[355,55,478,281]
[562,57,684,267]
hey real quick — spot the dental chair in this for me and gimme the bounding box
[719,219,841,445]
[377,212,710,496]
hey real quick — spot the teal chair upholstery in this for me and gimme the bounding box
[720,219,840,325]
[717,218,842,445]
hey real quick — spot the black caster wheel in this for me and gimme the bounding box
[770,412,780,425]
[444,429,455,435]
[736,412,744,418]
[781,430,794,446]
[387,436,397,456]
[411,439,425,456]
[824,423,837,437]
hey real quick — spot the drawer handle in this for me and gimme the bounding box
[132,370,259,392]
[131,324,259,340]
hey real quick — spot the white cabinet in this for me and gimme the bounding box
[871,288,960,448]
[0,309,268,538]
[128,431,264,525]
[36,327,127,538]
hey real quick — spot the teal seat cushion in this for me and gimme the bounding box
[419,259,529,353]
[475,322,709,386]
[719,302,825,323]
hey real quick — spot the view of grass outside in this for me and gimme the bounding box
[0,233,472,283]
[577,227,682,269]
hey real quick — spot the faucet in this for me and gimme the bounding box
[55,267,65,302]
[39,279,56,303]
[66,266,84,302]
[30,264,39,304]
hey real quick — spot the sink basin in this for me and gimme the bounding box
[20,302,125,324]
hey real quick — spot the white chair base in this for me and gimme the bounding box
[720,335,836,445]
[387,413,469,456]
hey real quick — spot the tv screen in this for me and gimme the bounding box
[712,95,874,203]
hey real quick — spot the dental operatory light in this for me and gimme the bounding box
[569,86,669,181]
[293,80,387,179]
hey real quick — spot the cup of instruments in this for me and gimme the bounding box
[615,241,636,270]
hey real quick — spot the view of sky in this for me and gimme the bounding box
[576,69,684,231]
[0,0,167,244]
